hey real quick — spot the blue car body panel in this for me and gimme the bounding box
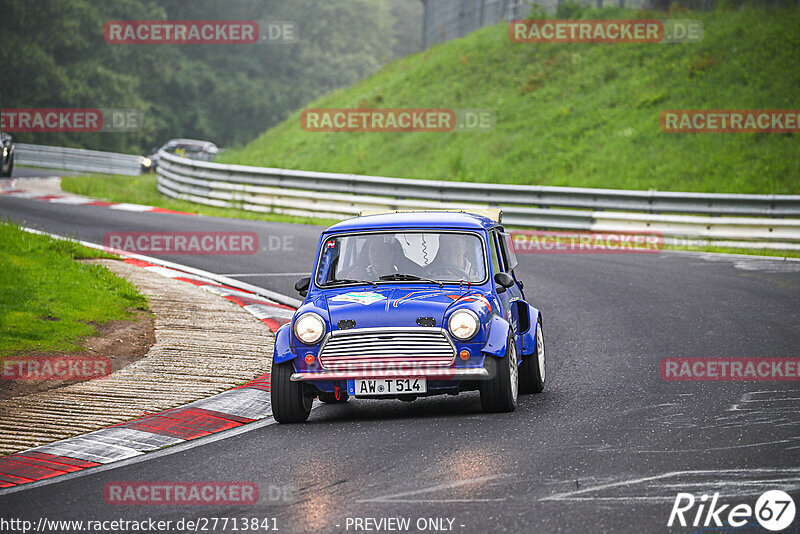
[483,315,510,358]
[518,303,541,356]
[273,323,296,365]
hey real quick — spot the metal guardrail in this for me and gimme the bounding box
[155,150,800,246]
[15,143,142,176]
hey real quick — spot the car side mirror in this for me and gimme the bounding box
[295,276,311,297]
[494,272,515,293]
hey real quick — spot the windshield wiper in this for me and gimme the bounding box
[325,278,377,288]
[379,273,443,288]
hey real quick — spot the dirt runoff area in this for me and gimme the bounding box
[0,311,154,400]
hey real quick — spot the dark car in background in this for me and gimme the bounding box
[0,126,15,177]
[141,138,219,173]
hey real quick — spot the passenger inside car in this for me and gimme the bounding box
[426,235,479,280]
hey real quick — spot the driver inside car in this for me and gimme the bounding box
[365,238,400,279]
[338,237,412,280]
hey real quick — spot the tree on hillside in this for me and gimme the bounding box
[0,0,402,153]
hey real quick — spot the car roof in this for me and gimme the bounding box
[324,211,498,233]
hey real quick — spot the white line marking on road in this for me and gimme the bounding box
[542,468,800,502]
[542,472,676,501]
[595,437,800,454]
[188,388,272,420]
[223,273,308,277]
[359,474,511,503]
[366,498,507,503]
[542,496,681,502]
[243,304,294,320]
[31,437,144,464]
[47,196,93,205]
[657,479,798,488]
[145,265,215,284]
[108,203,153,211]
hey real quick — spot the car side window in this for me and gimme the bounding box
[489,230,504,274]
[499,232,518,271]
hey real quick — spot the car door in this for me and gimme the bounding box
[489,228,524,333]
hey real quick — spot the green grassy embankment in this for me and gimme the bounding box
[0,222,148,356]
[221,5,800,195]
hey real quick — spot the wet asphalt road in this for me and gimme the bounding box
[1,184,799,533]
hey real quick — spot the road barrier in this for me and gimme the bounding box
[15,143,143,176]
[156,150,800,248]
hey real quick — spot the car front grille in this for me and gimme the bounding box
[318,327,456,370]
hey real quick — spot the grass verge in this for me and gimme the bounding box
[0,221,149,356]
[660,244,800,258]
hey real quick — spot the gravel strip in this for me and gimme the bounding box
[0,259,273,456]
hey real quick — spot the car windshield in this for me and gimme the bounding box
[316,232,486,286]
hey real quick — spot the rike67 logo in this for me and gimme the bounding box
[668,490,796,531]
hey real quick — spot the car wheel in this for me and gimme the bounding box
[479,332,518,413]
[519,320,545,394]
[6,157,12,177]
[270,361,312,423]
[318,391,348,403]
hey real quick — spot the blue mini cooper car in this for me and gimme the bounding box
[270,210,546,423]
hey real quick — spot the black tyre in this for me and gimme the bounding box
[519,320,546,394]
[318,391,349,403]
[271,360,312,423]
[479,332,518,413]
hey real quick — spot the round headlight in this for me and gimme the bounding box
[294,313,325,344]
[448,309,480,341]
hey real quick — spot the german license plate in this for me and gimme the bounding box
[348,378,427,396]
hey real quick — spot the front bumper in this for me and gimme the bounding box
[290,368,489,381]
